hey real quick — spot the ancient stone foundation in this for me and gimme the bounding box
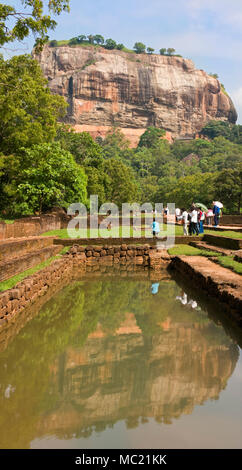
[0,244,168,327]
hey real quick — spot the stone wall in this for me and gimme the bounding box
[220,215,242,226]
[0,237,54,263]
[0,245,62,282]
[0,256,75,327]
[0,210,69,241]
[69,244,170,270]
[203,234,242,250]
[169,256,242,322]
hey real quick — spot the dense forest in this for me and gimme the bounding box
[0,54,241,218]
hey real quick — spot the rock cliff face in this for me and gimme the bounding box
[35,45,237,144]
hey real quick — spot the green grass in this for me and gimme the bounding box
[216,256,242,275]
[205,230,242,239]
[0,219,15,224]
[41,225,183,239]
[0,246,69,292]
[42,224,242,239]
[168,245,242,276]
[168,245,220,257]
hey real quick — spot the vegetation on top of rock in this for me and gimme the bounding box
[48,34,182,56]
[209,73,228,95]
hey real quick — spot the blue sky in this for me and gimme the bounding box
[5,0,242,122]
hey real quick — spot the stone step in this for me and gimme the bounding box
[170,255,242,321]
[203,234,242,250]
[189,241,233,256]
[0,236,55,263]
[234,251,242,263]
[0,245,62,283]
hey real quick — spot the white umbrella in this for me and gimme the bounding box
[214,201,223,208]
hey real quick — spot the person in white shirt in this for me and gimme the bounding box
[175,207,181,222]
[178,208,189,235]
[190,207,199,235]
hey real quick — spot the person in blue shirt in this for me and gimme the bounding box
[213,202,220,227]
[151,220,160,237]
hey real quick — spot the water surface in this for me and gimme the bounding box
[0,272,241,449]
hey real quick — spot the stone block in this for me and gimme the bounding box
[10,289,21,300]
[135,256,144,265]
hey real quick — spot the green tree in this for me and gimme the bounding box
[102,158,140,207]
[0,54,67,154]
[56,127,103,166]
[87,34,95,44]
[167,48,175,55]
[1,143,87,216]
[0,1,70,50]
[101,127,131,159]
[159,48,167,55]
[209,73,219,79]
[215,167,242,213]
[78,34,86,43]
[94,34,104,45]
[116,43,125,50]
[105,38,117,50]
[133,42,146,54]
[166,173,216,208]
[200,120,242,143]
[49,39,58,47]
[147,47,155,54]
[138,127,166,148]
[69,36,79,45]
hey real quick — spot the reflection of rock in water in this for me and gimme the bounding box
[36,313,238,438]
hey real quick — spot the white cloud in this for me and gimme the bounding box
[153,30,242,62]
[186,0,242,28]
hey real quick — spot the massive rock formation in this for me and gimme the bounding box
[35,45,237,145]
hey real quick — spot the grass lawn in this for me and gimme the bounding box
[205,230,242,239]
[0,219,15,224]
[0,247,69,292]
[168,245,220,257]
[41,224,242,240]
[42,224,182,239]
[216,256,242,275]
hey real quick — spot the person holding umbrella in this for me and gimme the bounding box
[195,203,208,233]
[213,201,223,227]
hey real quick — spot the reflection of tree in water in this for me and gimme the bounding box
[0,277,239,448]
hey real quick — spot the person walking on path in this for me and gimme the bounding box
[178,208,189,236]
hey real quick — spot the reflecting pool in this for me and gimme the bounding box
[0,271,241,449]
